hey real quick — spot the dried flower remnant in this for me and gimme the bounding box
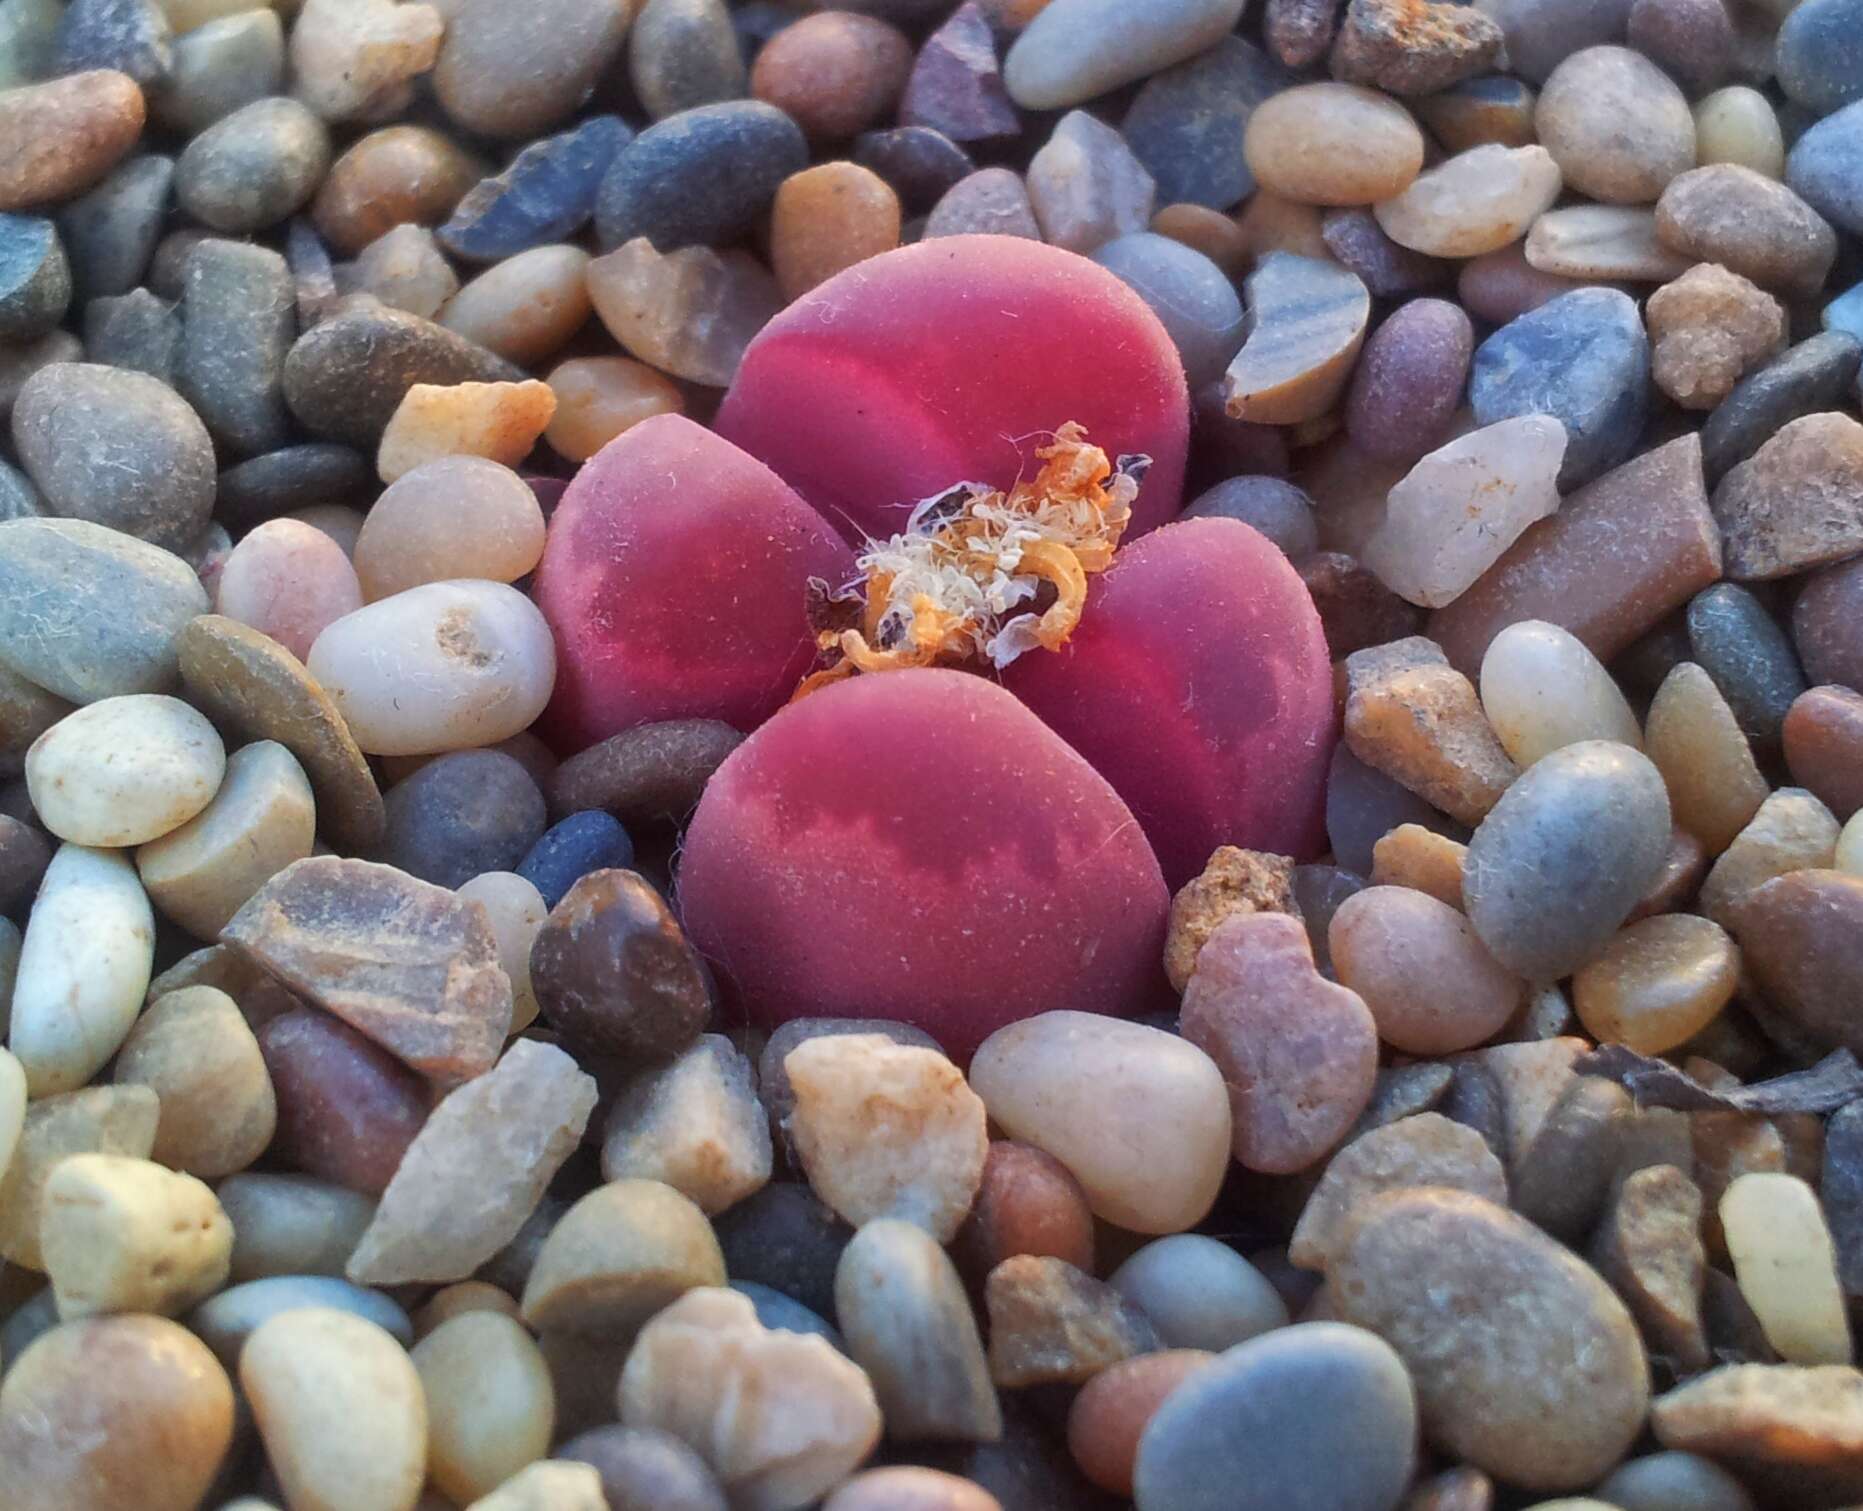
[795,423,1148,696]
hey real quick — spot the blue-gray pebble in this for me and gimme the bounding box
[0,213,69,341]
[1132,1322,1417,1511]
[1122,36,1292,210]
[854,126,974,212]
[53,0,171,86]
[0,458,42,522]
[1463,740,1672,982]
[380,749,548,890]
[1700,330,1862,481]
[594,100,806,251]
[1687,583,1806,753]
[731,1281,845,1350]
[83,288,180,383]
[1470,287,1650,487]
[1787,99,1863,236]
[55,153,173,301]
[1777,0,1863,117]
[439,116,630,263]
[1091,231,1245,389]
[517,809,635,909]
[1182,475,1319,560]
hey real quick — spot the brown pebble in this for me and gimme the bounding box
[1652,1364,1863,1506]
[312,124,484,256]
[1299,551,1425,660]
[1646,662,1767,855]
[1369,823,1466,909]
[1784,685,1863,820]
[414,1279,520,1340]
[770,161,902,301]
[954,1140,1097,1286]
[544,356,684,465]
[0,71,146,211]
[546,718,744,825]
[984,1254,1159,1388]
[750,12,914,144]
[1152,202,1248,275]
[1712,411,1863,581]
[1692,1108,1786,1257]
[1728,868,1863,1057]
[1573,914,1742,1054]
[1655,163,1839,298]
[1402,1466,1495,1511]
[1510,1075,1631,1240]
[1066,1350,1214,1497]
[1626,826,1709,923]
[1593,1162,1711,1372]
[1793,555,1863,692]
[824,1467,1004,1511]
[1163,845,1299,993]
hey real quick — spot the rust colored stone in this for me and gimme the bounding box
[1784,686,1863,820]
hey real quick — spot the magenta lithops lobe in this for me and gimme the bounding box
[531,413,855,751]
[714,235,1191,544]
[677,667,1169,1059]
[1003,517,1336,888]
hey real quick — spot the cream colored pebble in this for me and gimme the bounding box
[0,1047,24,1189]
[457,872,547,1032]
[1721,1172,1854,1365]
[137,739,316,938]
[376,380,558,483]
[0,1084,160,1270]
[40,1153,233,1319]
[241,1307,431,1511]
[9,844,155,1097]
[413,1311,556,1504]
[26,694,226,847]
[464,1461,607,1511]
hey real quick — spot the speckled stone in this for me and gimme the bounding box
[177,238,294,456]
[1122,36,1292,211]
[595,101,807,252]
[1470,286,1651,487]
[1657,164,1839,298]
[0,213,66,341]
[853,126,974,213]
[1701,333,1862,483]
[1465,740,1672,979]
[439,117,627,264]
[1788,100,1863,237]
[381,750,547,890]
[1687,583,1806,752]
[1627,0,1733,95]
[1344,298,1472,465]
[1776,0,1863,116]
[53,0,172,88]
[629,0,747,122]
[1713,411,1863,580]
[174,95,330,234]
[924,166,1039,239]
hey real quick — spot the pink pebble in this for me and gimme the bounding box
[216,519,366,662]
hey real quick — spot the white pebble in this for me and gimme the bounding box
[26,694,226,846]
[1479,620,1643,768]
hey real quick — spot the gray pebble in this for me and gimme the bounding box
[1776,0,1863,117]
[178,237,296,455]
[1321,208,1449,298]
[1509,1075,1630,1240]
[175,95,332,234]
[53,0,171,86]
[217,442,370,531]
[285,214,337,325]
[438,116,629,263]
[1821,1100,1863,1299]
[1686,582,1806,754]
[153,7,284,135]
[1132,1322,1417,1511]
[0,456,42,523]
[595,99,806,251]
[729,1281,844,1350]
[712,1182,849,1323]
[1700,331,1863,482]
[281,295,523,447]
[1470,286,1651,487]
[11,361,214,551]
[853,126,973,213]
[1181,475,1319,560]
[380,749,548,889]
[1122,35,1291,210]
[82,287,180,383]
[1474,0,1632,82]
[1786,98,1863,236]
[1464,740,1672,981]
[0,812,54,913]
[0,516,208,703]
[1328,742,1465,879]
[54,153,173,301]
[628,0,746,120]
[1596,1450,1758,1511]
[557,1425,730,1511]
[189,1275,412,1368]
[1090,231,1244,389]
[924,166,1040,240]
[147,226,211,301]
[0,212,69,341]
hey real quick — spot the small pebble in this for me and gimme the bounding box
[414,1310,555,1504]
[853,125,973,213]
[771,160,902,301]
[339,223,458,320]
[900,2,1015,143]
[1595,1452,1757,1511]
[0,213,68,341]
[381,749,547,890]
[376,378,556,484]
[1223,252,1369,424]
[53,0,172,88]
[1002,0,1246,110]
[1713,411,1863,580]
[439,244,592,368]
[749,12,912,145]
[1243,82,1425,206]
[287,0,440,123]
[557,1424,730,1511]
[1374,143,1563,258]
[585,238,781,387]
[26,692,223,846]
[1163,845,1299,994]
[517,810,633,909]
[1647,263,1786,412]
[924,166,1040,239]
[1626,0,1733,95]
[439,117,628,263]
[1415,73,1537,151]
[313,125,483,256]
[1786,685,1863,819]
[1320,205,1448,296]
[434,0,632,140]
[1334,0,1505,96]
[173,95,329,234]
[1479,619,1642,768]
[111,984,275,1175]
[214,518,363,662]
[1025,109,1156,254]
[545,356,685,463]
[1593,1161,1710,1371]
[1181,476,1318,559]
[629,0,747,122]
[1656,163,1838,298]
[0,1082,158,1268]
[1110,1234,1289,1351]
[1091,231,1244,389]
[216,1171,375,1283]
[1699,786,1839,926]
[954,1139,1096,1283]
[191,1275,412,1366]
[1693,86,1783,178]
[0,70,147,211]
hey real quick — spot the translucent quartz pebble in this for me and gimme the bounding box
[1364,415,1567,609]
[1572,914,1740,1054]
[1720,1172,1853,1365]
[715,234,1189,542]
[1525,205,1693,282]
[1003,517,1335,887]
[306,579,556,756]
[680,669,1168,1059]
[352,456,546,601]
[214,517,363,661]
[1222,251,1370,426]
[1374,143,1563,258]
[586,239,782,391]
[531,413,853,751]
[1645,662,1767,854]
[1478,619,1642,768]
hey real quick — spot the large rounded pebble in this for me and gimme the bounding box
[1574,913,1740,1053]
[27,693,223,846]
[1728,868,1863,1054]
[312,125,483,257]
[1536,46,1695,205]
[971,1012,1231,1235]
[214,518,363,662]
[520,1179,725,1334]
[414,1311,555,1503]
[1343,297,1471,465]
[749,12,911,144]
[545,356,684,462]
[306,580,555,756]
[156,7,283,132]
[9,845,154,1096]
[0,213,68,340]
[1479,619,1642,767]
[629,0,748,122]
[174,95,328,233]
[1658,164,1838,298]
[1132,1322,1417,1511]
[1787,100,1863,238]
[1109,1235,1287,1352]
[381,749,546,889]
[0,1315,234,1511]
[439,244,591,368]
[434,0,631,140]
[1091,232,1244,389]
[1243,83,1425,206]
[242,1307,429,1511]
[596,101,807,252]
[1646,661,1767,852]
[111,984,274,1174]
[770,161,902,301]
[1003,0,1245,110]
[1464,740,1672,980]
[355,457,545,600]
[1693,87,1783,179]
[12,361,213,551]
[175,614,384,851]
[1777,0,1863,116]
[0,70,147,211]
[1470,286,1650,487]
[1333,1189,1648,1490]
[1374,143,1561,258]
[1330,885,1522,1053]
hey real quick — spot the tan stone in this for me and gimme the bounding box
[439,244,592,367]
[1722,1172,1853,1366]
[1370,823,1467,908]
[1163,845,1299,993]
[1224,251,1369,424]
[1243,82,1426,206]
[41,1154,232,1319]
[1646,663,1767,853]
[770,162,902,301]
[1572,914,1741,1055]
[112,985,276,1177]
[1593,1163,1710,1372]
[984,1254,1159,1387]
[376,379,556,483]
[543,356,683,464]
[1374,143,1562,257]
[587,238,783,388]
[0,1085,159,1270]
[1698,787,1840,927]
